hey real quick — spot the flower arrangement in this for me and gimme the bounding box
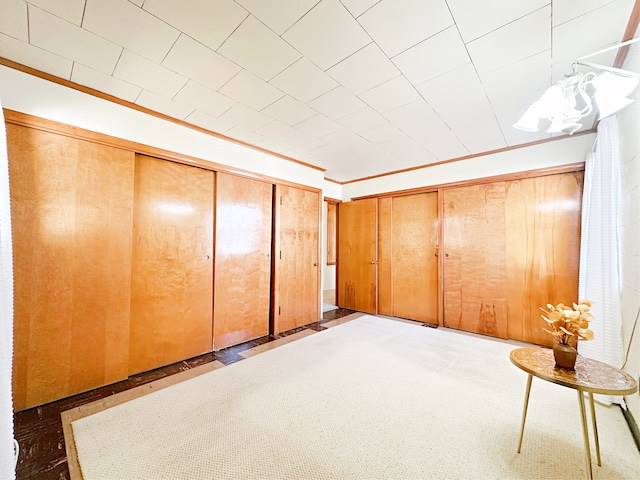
[540,300,594,345]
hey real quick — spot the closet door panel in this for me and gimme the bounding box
[506,172,583,345]
[443,183,508,338]
[129,155,214,375]
[337,199,377,313]
[377,197,393,316]
[213,173,272,349]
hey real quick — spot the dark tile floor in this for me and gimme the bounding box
[14,308,355,480]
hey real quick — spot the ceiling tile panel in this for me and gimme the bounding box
[309,86,367,119]
[28,0,86,25]
[129,0,144,6]
[269,58,338,103]
[393,26,470,85]
[219,70,285,111]
[337,107,387,133]
[71,63,142,102]
[552,0,633,26]
[186,110,235,133]
[173,81,236,118]
[218,16,301,81]
[416,63,482,112]
[83,0,179,63]
[282,134,326,153]
[255,120,303,142]
[218,103,272,131]
[447,0,549,43]
[417,130,469,159]
[0,32,73,79]
[162,34,241,90]
[114,49,188,98]
[359,123,403,144]
[358,0,454,57]
[0,0,28,41]
[467,7,551,75]
[29,5,122,74]
[383,100,436,128]
[261,96,317,126]
[143,0,248,51]
[235,0,318,35]
[378,133,423,153]
[295,114,343,137]
[282,0,372,70]
[359,76,421,113]
[341,0,380,18]
[135,90,194,119]
[401,116,450,139]
[390,147,438,169]
[327,43,400,94]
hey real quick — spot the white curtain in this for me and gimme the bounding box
[578,115,624,405]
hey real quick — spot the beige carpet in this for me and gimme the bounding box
[71,316,639,479]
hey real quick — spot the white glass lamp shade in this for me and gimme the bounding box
[513,104,541,131]
[591,72,639,119]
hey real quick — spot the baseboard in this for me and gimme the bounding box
[621,405,640,451]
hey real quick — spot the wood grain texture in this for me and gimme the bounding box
[377,197,393,316]
[274,185,320,333]
[337,199,377,313]
[505,172,584,345]
[213,173,272,349]
[391,193,438,322]
[129,154,214,375]
[443,183,508,338]
[327,202,337,265]
[8,124,135,411]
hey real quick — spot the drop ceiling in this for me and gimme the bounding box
[0,0,636,182]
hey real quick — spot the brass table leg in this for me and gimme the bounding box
[517,374,533,453]
[577,390,593,480]
[588,392,601,466]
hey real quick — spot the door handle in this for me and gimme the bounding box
[370,261,378,264]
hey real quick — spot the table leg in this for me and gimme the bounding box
[517,374,532,453]
[588,393,601,466]
[577,390,593,480]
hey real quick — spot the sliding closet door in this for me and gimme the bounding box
[443,183,508,338]
[506,172,583,345]
[213,173,273,349]
[274,185,320,333]
[9,125,135,410]
[337,198,377,313]
[129,155,214,375]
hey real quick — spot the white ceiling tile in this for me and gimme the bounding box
[295,114,343,137]
[223,126,266,145]
[218,16,301,81]
[219,70,284,111]
[378,133,423,152]
[282,134,326,152]
[393,26,470,85]
[391,145,438,167]
[162,34,241,90]
[218,103,272,131]
[358,0,454,57]
[416,63,482,112]
[186,110,235,133]
[337,107,387,133]
[448,0,549,43]
[255,120,302,142]
[359,76,421,113]
[0,0,28,41]
[282,0,372,70]
[143,0,248,51]
[0,32,73,79]
[402,116,450,139]
[309,86,367,119]
[28,0,86,25]
[359,123,403,144]
[173,81,236,118]
[327,43,400,94]
[261,96,316,126]
[269,58,338,103]
[129,0,144,6]
[467,7,551,75]
[83,0,179,63]
[553,0,633,26]
[235,0,318,35]
[552,1,634,64]
[29,5,122,74]
[256,138,295,154]
[114,49,188,97]
[135,90,194,119]
[418,130,469,159]
[383,100,436,128]
[341,0,380,18]
[71,63,142,102]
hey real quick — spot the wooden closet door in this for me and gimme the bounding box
[338,198,377,313]
[391,193,439,322]
[274,185,320,333]
[506,172,583,345]
[213,173,272,349]
[9,125,135,411]
[443,183,508,338]
[129,155,214,375]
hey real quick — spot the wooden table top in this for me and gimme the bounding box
[510,347,638,395]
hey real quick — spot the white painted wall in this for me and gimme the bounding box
[617,39,640,422]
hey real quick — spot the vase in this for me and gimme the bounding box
[552,343,577,369]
